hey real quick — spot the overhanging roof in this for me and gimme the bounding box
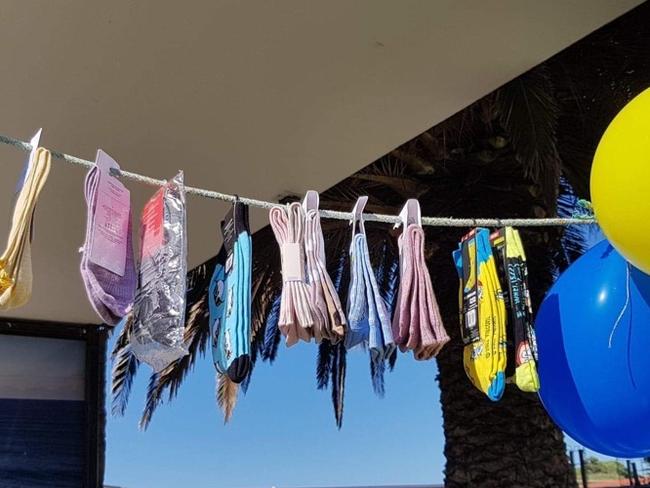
[0,0,641,323]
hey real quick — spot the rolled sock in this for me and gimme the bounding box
[346,197,394,394]
[346,234,371,350]
[392,230,414,351]
[0,147,51,310]
[362,242,395,362]
[392,200,448,360]
[269,202,314,346]
[303,191,346,343]
[80,161,136,325]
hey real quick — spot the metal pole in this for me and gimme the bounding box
[569,451,577,486]
[578,449,588,488]
[627,460,634,486]
[632,462,641,487]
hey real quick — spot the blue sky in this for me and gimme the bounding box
[105,223,613,488]
[105,337,446,488]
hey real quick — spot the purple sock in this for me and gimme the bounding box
[80,158,137,326]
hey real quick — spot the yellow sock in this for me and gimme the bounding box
[0,148,51,310]
[456,229,507,400]
[481,237,507,400]
[506,228,540,392]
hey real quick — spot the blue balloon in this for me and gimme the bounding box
[536,240,650,457]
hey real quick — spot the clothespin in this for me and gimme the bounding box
[16,129,42,193]
[27,129,42,165]
[303,190,319,213]
[394,199,422,230]
[350,196,368,237]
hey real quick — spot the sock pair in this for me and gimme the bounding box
[303,191,346,344]
[392,200,449,360]
[490,227,539,392]
[80,151,136,325]
[209,201,252,384]
[346,197,395,393]
[270,202,314,346]
[0,147,51,310]
[454,228,507,401]
[131,171,189,372]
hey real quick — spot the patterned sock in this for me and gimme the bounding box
[455,228,507,401]
[209,201,252,384]
[491,227,539,392]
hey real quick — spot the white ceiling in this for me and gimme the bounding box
[0,0,641,324]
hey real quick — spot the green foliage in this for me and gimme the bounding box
[580,457,629,480]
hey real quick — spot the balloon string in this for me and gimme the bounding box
[608,262,631,348]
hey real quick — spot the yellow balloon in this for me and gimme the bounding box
[591,87,650,274]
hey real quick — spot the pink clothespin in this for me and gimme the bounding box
[394,199,422,230]
[303,190,320,213]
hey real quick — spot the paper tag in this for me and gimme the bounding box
[88,150,131,276]
[281,243,305,281]
[141,187,165,260]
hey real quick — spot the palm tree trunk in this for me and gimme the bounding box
[425,153,577,487]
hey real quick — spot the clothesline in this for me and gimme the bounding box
[0,133,597,227]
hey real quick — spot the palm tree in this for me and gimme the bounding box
[110,3,650,486]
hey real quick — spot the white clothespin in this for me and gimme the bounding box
[350,196,368,236]
[394,199,422,230]
[27,129,42,165]
[303,190,319,213]
[16,129,42,192]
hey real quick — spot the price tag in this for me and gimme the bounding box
[88,150,131,276]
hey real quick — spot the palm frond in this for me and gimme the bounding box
[368,227,399,393]
[350,173,428,199]
[550,12,650,199]
[387,348,397,371]
[138,262,212,429]
[316,340,332,390]
[556,177,598,269]
[497,66,561,204]
[240,354,255,394]
[370,358,385,398]
[260,295,282,362]
[110,313,139,417]
[139,372,161,430]
[331,341,346,429]
[250,225,283,364]
[216,372,239,423]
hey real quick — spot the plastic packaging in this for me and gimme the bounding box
[131,171,189,372]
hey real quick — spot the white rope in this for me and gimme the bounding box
[0,133,597,227]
